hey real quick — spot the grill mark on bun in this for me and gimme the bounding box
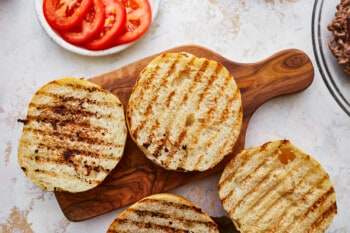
[196,66,240,169]
[53,80,100,93]
[25,121,108,139]
[18,77,127,192]
[29,144,92,163]
[22,126,117,148]
[133,65,162,108]
[20,139,120,167]
[160,60,222,169]
[27,164,103,182]
[218,140,337,232]
[131,64,170,138]
[196,61,220,105]
[142,197,203,211]
[160,59,217,169]
[310,200,337,231]
[248,162,318,229]
[151,58,207,159]
[115,211,218,232]
[221,147,279,206]
[225,144,297,211]
[303,186,335,219]
[288,186,337,232]
[107,193,220,232]
[183,63,222,169]
[127,53,242,172]
[218,148,259,198]
[266,174,334,232]
[30,92,115,108]
[136,56,200,159]
[111,218,178,232]
[191,69,238,169]
[228,156,306,217]
[111,218,197,233]
[30,90,120,112]
[143,56,196,144]
[20,125,124,155]
[28,104,115,122]
[33,82,119,108]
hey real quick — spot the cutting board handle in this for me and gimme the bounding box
[220,49,314,116]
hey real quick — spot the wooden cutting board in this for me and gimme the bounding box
[54,45,314,221]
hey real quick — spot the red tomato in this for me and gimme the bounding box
[59,0,105,45]
[115,0,152,45]
[43,0,93,30]
[84,0,126,50]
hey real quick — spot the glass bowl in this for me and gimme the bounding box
[312,0,350,116]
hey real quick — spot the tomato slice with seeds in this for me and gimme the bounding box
[84,0,126,50]
[59,0,105,45]
[43,0,93,30]
[115,0,152,45]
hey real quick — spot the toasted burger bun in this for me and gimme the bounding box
[18,77,127,193]
[106,193,220,233]
[218,140,337,233]
[126,52,242,172]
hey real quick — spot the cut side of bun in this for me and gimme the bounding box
[126,52,242,172]
[218,140,337,233]
[18,77,127,193]
[107,193,220,233]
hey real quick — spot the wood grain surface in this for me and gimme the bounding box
[54,45,314,221]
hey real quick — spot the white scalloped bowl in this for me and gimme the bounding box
[33,0,160,56]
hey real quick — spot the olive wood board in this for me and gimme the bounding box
[54,44,314,221]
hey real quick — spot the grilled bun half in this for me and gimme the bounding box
[218,140,337,233]
[126,52,242,172]
[106,193,220,233]
[18,77,127,193]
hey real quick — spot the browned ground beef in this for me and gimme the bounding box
[328,0,350,75]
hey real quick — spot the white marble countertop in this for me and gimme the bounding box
[1,0,349,232]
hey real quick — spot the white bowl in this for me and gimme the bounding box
[33,0,160,56]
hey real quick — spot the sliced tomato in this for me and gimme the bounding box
[115,0,152,45]
[59,0,105,45]
[43,0,93,30]
[84,0,126,50]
